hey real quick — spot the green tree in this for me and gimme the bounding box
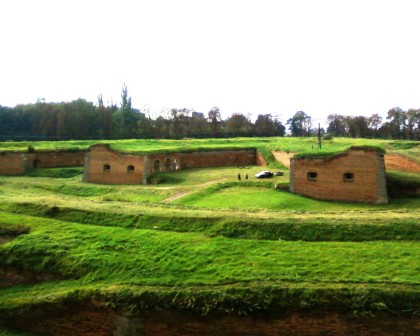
[405,109,420,140]
[208,106,222,137]
[347,116,369,138]
[113,84,138,138]
[254,114,285,136]
[367,113,383,138]
[386,107,406,139]
[225,113,252,137]
[287,111,311,136]
[327,114,348,136]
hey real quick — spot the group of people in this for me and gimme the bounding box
[237,173,248,180]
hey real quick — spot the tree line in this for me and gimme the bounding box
[0,85,418,140]
[285,109,420,140]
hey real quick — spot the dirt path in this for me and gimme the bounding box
[271,151,294,168]
[162,179,226,202]
[385,154,420,173]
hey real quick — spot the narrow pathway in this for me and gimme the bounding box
[162,179,226,202]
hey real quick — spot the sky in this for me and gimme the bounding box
[1,0,419,123]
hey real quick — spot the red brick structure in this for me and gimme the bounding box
[290,147,388,204]
[83,144,259,185]
[0,151,84,175]
[83,144,147,184]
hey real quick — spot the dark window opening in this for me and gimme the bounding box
[343,173,354,181]
[307,172,317,180]
[127,165,135,172]
[103,164,110,172]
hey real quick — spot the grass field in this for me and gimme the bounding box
[0,137,419,332]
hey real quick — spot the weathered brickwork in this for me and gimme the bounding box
[290,147,388,204]
[83,144,146,184]
[0,153,26,175]
[27,151,84,168]
[83,144,259,185]
[0,151,85,175]
[148,149,257,174]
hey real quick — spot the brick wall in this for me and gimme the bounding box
[83,145,259,185]
[0,151,85,175]
[27,152,85,168]
[147,149,257,176]
[290,148,388,204]
[83,144,145,184]
[0,153,26,175]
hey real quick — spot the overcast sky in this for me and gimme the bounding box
[1,0,419,123]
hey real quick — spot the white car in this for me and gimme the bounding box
[255,171,274,178]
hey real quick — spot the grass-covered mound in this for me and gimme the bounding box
[0,212,419,316]
[25,167,83,178]
[0,140,419,328]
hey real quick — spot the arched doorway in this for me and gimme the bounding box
[153,159,161,173]
[33,159,41,168]
[173,159,180,170]
[165,158,171,171]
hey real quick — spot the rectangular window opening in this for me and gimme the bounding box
[307,172,317,181]
[343,173,354,182]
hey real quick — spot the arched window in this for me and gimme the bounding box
[153,159,161,173]
[165,158,171,171]
[103,164,111,172]
[127,165,135,172]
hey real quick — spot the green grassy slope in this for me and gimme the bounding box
[0,138,419,318]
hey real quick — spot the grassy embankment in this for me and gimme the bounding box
[0,137,419,322]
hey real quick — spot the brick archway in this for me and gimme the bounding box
[172,158,180,170]
[33,159,41,168]
[164,158,172,171]
[153,159,161,173]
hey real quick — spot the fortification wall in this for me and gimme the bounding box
[147,149,257,175]
[83,146,258,184]
[0,153,26,175]
[0,151,85,175]
[290,149,388,204]
[83,145,145,184]
[27,152,85,168]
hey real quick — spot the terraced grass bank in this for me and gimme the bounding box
[0,138,419,335]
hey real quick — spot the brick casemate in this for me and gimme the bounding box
[0,151,85,175]
[83,144,260,185]
[83,144,147,184]
[290,147,388,204]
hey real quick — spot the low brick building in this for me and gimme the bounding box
[0,151,85,175]
[83,144,259,185]
[289,146,388,204]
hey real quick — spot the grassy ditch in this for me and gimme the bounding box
[0,212,419,315]
[2,203,419,242]
[387,170,420,197]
